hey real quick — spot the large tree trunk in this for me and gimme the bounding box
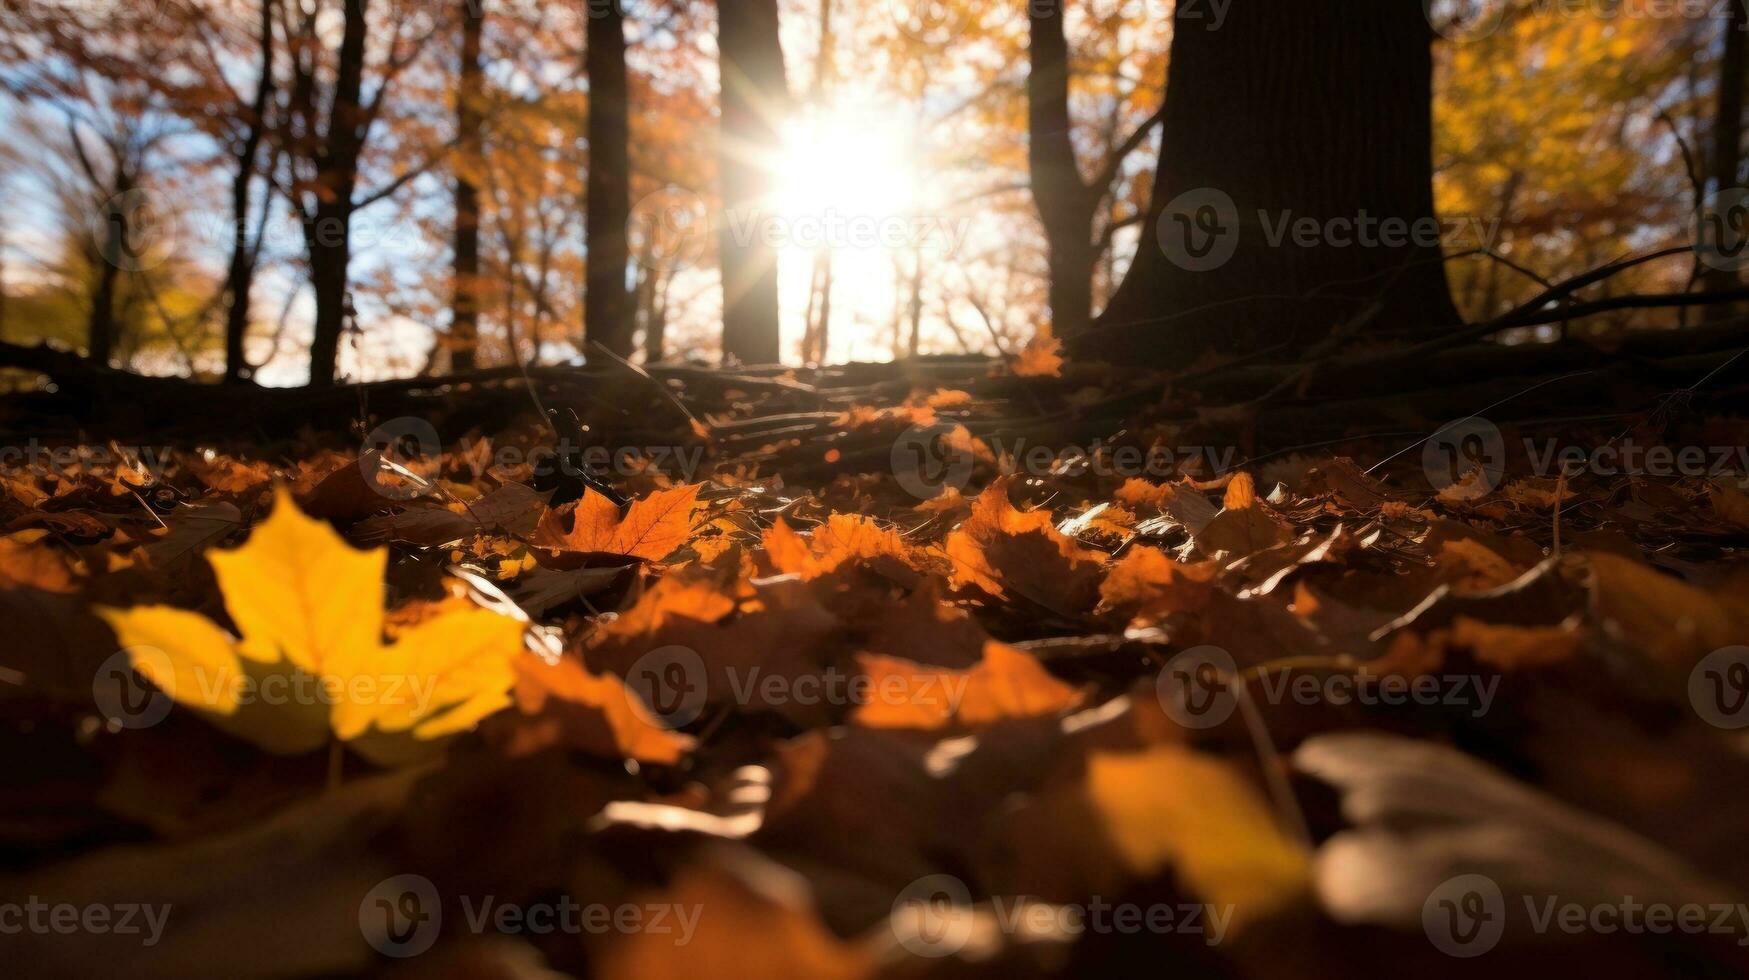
[716,0,788,365]
[1702,0,1746,320]
[1084,0,1459,363]
[304,0,369,388]
[586,0,634,357]
[451,0,486,371]
[1028,1,1094,339]
[223,0,274,384]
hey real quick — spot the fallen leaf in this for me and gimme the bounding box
[497,654,694,764]
[533,484,704,562]
[853,640,1080,731]
[1012,333,1064,378]
[945,478,1104,614]
[98,491,521,760]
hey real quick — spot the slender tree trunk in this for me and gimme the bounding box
[585,0,633,356]
[305,0,369,387]
[223,0,275,384]
[1703,0,1747,320]
[1028,1,1094,339]
[451,0,487,371]
[1085,0,1459,363]
[88,175,135,368]
[717,0,788,365]
[906,247,923,358]
[0,227,8,342]
[800,0,835,365]
[804,250,833,363]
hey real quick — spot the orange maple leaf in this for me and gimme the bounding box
[1099,545,1219,620]
[853,640,1080,731]
[533,484,704,561]
[1013,333,1065,378]
[945,478,1104,613]
[763,515,934,582]
[498,655,694,764]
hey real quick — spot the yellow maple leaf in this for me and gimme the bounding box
[1084,746,1311,926]
[533,484,704,561]
[98,491,521,761]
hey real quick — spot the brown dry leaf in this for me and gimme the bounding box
[600,575,737,637]
[859,580,989,668]
[1584,551,1749,677]
[1436,468,1492,505]
[1012,333,1064,378]
[1369,615,1583,677]
[1307,458,1395,512]
[945,478,1104,614]
[497,655,694,764]
[534,484,704,561]
[1223,471,1259,509]
[1099,545,1219,619]
[184,452,274,494]
[595,850,872,980]
[1006,744,1312,932]
[0,531,78,592]
[1190,474,1290,560]
[1434,538,1527,592]
[1449,616,1585,670]
[588,575,841,725]
[853,640,1080,731]
[1502,476,1575,511]
[1711,482,1749,531]
[1115,477,1176,511]
[763,514,933,583]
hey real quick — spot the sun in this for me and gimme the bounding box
[773,106,927,362]
[777,107,921,246]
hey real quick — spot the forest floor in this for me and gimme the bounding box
[3,348,1749,978]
